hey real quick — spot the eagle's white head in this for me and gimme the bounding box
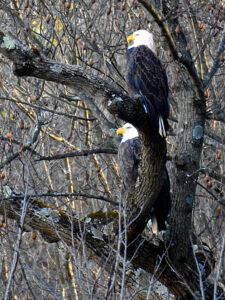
[127,29,155,53]
[117,123,138,143]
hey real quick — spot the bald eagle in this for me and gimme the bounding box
[126,30,169,138]
[117,123,171,234]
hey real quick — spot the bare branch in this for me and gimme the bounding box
[4,171,29,300]
[205,128,225,146]
[36,148,118,161]
[207,108,225,124]
[9,191,118,206]
[213,237,225,300]
[204,25,225,88]
[200,168,225,186]
[21,261,63,300]
[0,112,43,169]
[0,96,96,121]
[80,93,116,131]
[59,93,91,110]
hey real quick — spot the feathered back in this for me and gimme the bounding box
[126,30,170,137]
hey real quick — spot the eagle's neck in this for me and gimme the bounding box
[127,43,156,54]
[121,133,138,143]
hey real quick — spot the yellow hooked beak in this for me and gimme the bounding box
[117,127,126,135]
[127,34,135,43]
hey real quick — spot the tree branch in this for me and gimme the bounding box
[200,167,225,186]
[4,176,29,300]
[0,96,96,121]
[203,25,225,88]
[9,191,118,206]
[36,148,118,161]
[0,29,121,103]
[205,128,225,146]
[206,108,225,124]
[0,112,43,169]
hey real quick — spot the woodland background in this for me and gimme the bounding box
[0,0,224,299]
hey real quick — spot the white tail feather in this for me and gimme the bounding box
[159,116,166,138]
[151,214,159,235]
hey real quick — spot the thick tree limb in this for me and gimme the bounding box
[0,30,121,105]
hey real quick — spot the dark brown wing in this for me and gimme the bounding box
[117,137,141,196]
[127,46,169,132]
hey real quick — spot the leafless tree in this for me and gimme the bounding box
[0,0,224,299]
